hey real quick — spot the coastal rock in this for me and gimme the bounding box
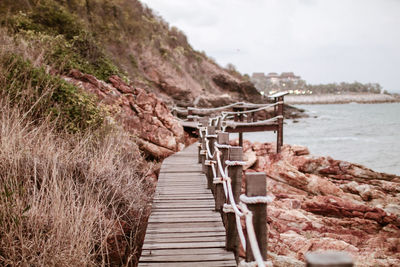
[244,141,400,266]
[64,70,185,158]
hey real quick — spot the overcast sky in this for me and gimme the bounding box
[141,0,400,92]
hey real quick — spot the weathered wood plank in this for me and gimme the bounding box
[142,232,225,240]
[139,143,235,266]
[142,241,226,250]
[148,217,221,223]
[145,226,225,234]
[139,261,236,267]
[141,247,229,256]
[140,253,233,262]
[143,235,225,244]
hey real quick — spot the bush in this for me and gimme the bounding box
[0,53,105,132]
[4,0,123,81]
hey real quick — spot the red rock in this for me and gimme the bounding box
[245,141,400,266]
[63,70,185,158]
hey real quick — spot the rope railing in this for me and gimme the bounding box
[194,95,354,267]
[221,102,281,116]
[200,121,271,267]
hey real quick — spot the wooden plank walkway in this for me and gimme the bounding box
[139,143,237,267]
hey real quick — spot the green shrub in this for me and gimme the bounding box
[0,53,105,132]
[5,1,123,81]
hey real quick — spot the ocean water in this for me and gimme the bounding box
[244,103,400,175]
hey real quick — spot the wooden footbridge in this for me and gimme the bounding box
[139,92,354,267]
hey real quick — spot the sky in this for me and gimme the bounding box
[141,0,400,92]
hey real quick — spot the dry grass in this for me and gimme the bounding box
[0,98,154,266]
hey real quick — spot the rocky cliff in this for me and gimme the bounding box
[236,140,400,266]
[65,69,185,158]
[0,0,261,109]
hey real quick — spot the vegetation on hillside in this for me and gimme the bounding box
[0,2,158,265]
[0,0,254,265]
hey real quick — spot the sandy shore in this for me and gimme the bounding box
[284,93,400,104]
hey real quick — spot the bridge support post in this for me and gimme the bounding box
[276,96,284,153]
[188,108,193,121]
[226,146,243,254]
[206,126,216,190]
[305,251,353,267]
[201,133,206,174]
[245,172,267,262]
[215,132,229,211]
[198,126,206,164]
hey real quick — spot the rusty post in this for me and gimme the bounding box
[206,126,216,190]
[276,96,284,153]
[226,146,243,254]
[215,132,229,211]
[305,251,353,267]
[245,172,267,262]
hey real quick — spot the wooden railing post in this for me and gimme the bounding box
[206,126,216,190]
[215,132,229,211]
[306,251,353,267]
[198,124,205,164]
[239,110,244,148]
[201,125,207,174]
[276,96,284,153]
[226,146,243,253]
[188,108,193,121]
[245,172,267,262]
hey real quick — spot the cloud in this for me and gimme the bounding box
[141,0,400,92]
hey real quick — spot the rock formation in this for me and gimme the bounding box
[235,140,400,266]
[65,69,185,159]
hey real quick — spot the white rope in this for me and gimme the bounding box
[205,139,214,159]
[214,143,231,149]
[240,194,274,204]
[221,102,281,116]
[225,160,247,166]
[224,115,283,129]
[213,177,224,184]
[238,260,273,267]
[235,213,247,251]
[222,203,234,213]
[188,102,246,113]
[240,203,266,267]
[206,134,218,138]
[202,127,270,267]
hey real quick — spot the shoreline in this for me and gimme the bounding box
[284,93,400,105]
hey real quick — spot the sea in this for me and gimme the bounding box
[245,103,400,176]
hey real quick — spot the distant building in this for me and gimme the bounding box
[279,72,301,82]
[266,72,280,85]
[251,71,302,92]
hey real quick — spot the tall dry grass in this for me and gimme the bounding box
[0,94,153,266]
[0,98,154,266]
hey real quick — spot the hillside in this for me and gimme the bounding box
[0,0,263,266]
[0,0,260,107]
